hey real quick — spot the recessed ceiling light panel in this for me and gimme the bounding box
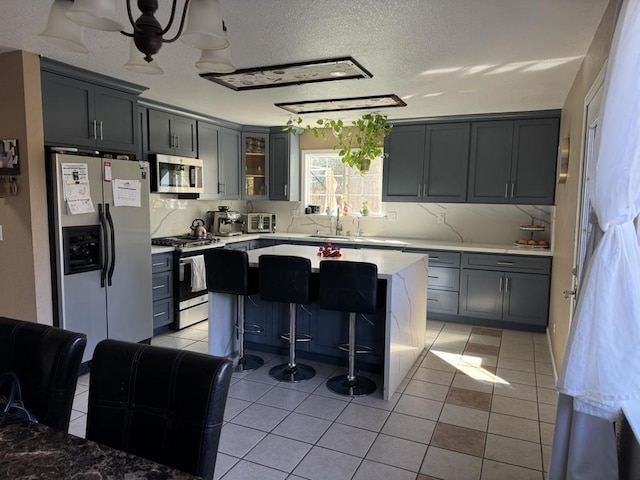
[275,94,407,114]
[200,56,372,90]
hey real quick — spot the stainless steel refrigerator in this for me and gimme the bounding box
[49,152,152,362]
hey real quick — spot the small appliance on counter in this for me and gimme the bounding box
[241,213,276,233]
[208,206,243,236]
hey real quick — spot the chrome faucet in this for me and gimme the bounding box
[335,208,343,235]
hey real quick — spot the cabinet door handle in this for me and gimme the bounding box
[505,276,510,293]
[427,298,438,302]
[417,183,422,197]
[153,284,165,290]
[153,311,166,317]
[428,275,439,279]
[152,262,165,267]
[504,183,509,198]
[93,119,98,140]
[99,121,104,140]
[497,261,513,266]
[499,277,503,292]
[176,135,180,149]
[284,184,287,196]
[510,183,515,198]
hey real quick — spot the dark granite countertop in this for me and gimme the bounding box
[0,414,200,479]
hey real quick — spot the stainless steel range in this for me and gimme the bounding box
[152,235,222,330]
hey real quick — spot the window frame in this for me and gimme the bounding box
[300,149,385,217]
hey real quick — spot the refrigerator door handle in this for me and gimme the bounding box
[105,203,116,286]
[98,203,108,288]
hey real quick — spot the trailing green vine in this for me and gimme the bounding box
[284,112,392,172]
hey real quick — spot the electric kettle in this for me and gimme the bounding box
[190,219,207,237]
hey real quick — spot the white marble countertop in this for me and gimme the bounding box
[151,232,552,257]
[246,244,427,279]
[151,246,175,254]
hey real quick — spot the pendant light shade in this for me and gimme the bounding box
[181,0,229,50]
[124,40,164,75]
[39,0,89,53]
[67,0,123,32]
[196,47,235,73]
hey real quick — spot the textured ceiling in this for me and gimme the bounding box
[1,0,610,127]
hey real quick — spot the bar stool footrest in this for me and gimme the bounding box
[326,374,376,396]
[243,323,264,334]
[338,343,373,354]
[280,333,312,343]
[269,363,316,383]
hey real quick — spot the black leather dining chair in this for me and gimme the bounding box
[0,316,87,431]
[86,339,233,480]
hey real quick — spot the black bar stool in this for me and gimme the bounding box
[318,260,378,396]
[205,248,264,372]
[259,255,317,382]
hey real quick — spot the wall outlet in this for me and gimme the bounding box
[0,224,3,241]
[387,211,397,221]
[291,209,300,217]
[436,213,445,224]
[553,323,556,334]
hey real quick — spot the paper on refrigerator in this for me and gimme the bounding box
[61,163,95,214]
[112,178,141,207]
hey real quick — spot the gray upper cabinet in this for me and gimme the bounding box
[423,123,470,202]
[41,71,138,153]
[218,127,242,200]
[383,125,425,201]
[383,123,469,202]
[197,121,220,200]
[269,132,300,201]
[468,121,514,203]
[510,118,559,204]
[147,109,197,158]
[468,118,559,205]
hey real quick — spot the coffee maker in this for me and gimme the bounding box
[208,207,243,236]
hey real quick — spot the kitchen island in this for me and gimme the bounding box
[208,244,428,400]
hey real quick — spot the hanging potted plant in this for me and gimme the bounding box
[284,112,392,173]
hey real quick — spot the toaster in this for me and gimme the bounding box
[241,213,276,233]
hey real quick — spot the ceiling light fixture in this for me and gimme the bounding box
[201,57,372,91]
[40,0,235,75]
[275,94,406,114]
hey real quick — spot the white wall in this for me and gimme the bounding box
[151,196,553,246]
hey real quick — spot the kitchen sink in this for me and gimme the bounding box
[307,234,409,246]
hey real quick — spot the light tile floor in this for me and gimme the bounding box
[69,320,557,480]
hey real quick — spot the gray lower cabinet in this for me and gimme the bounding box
[151,253,174,333]
[41,71,139,153]
[405,249,461,316]
[269,132,300,201]
[383,123,470,202]
[459,253,551,330]
[147,109,197,158]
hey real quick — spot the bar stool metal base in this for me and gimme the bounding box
[327,375,377,397]
[269,363,316,382]
[236,354,264,373]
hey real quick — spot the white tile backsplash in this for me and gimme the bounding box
[150,195,554,246]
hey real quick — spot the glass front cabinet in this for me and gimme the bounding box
[242,132,269,199]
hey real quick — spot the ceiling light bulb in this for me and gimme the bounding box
[66,0,123,32]
[329,71,348,77]
[196,47,235,73]
[124,40,164,75]
[181,0,229,50]
[39,0,89,53]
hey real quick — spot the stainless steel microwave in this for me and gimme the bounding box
[150,154,203,194]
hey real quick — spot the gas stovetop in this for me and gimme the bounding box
[152,235,221,249]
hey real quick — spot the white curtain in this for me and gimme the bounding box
[550,0,640,478]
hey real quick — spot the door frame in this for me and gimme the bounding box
[568,63,607,322]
